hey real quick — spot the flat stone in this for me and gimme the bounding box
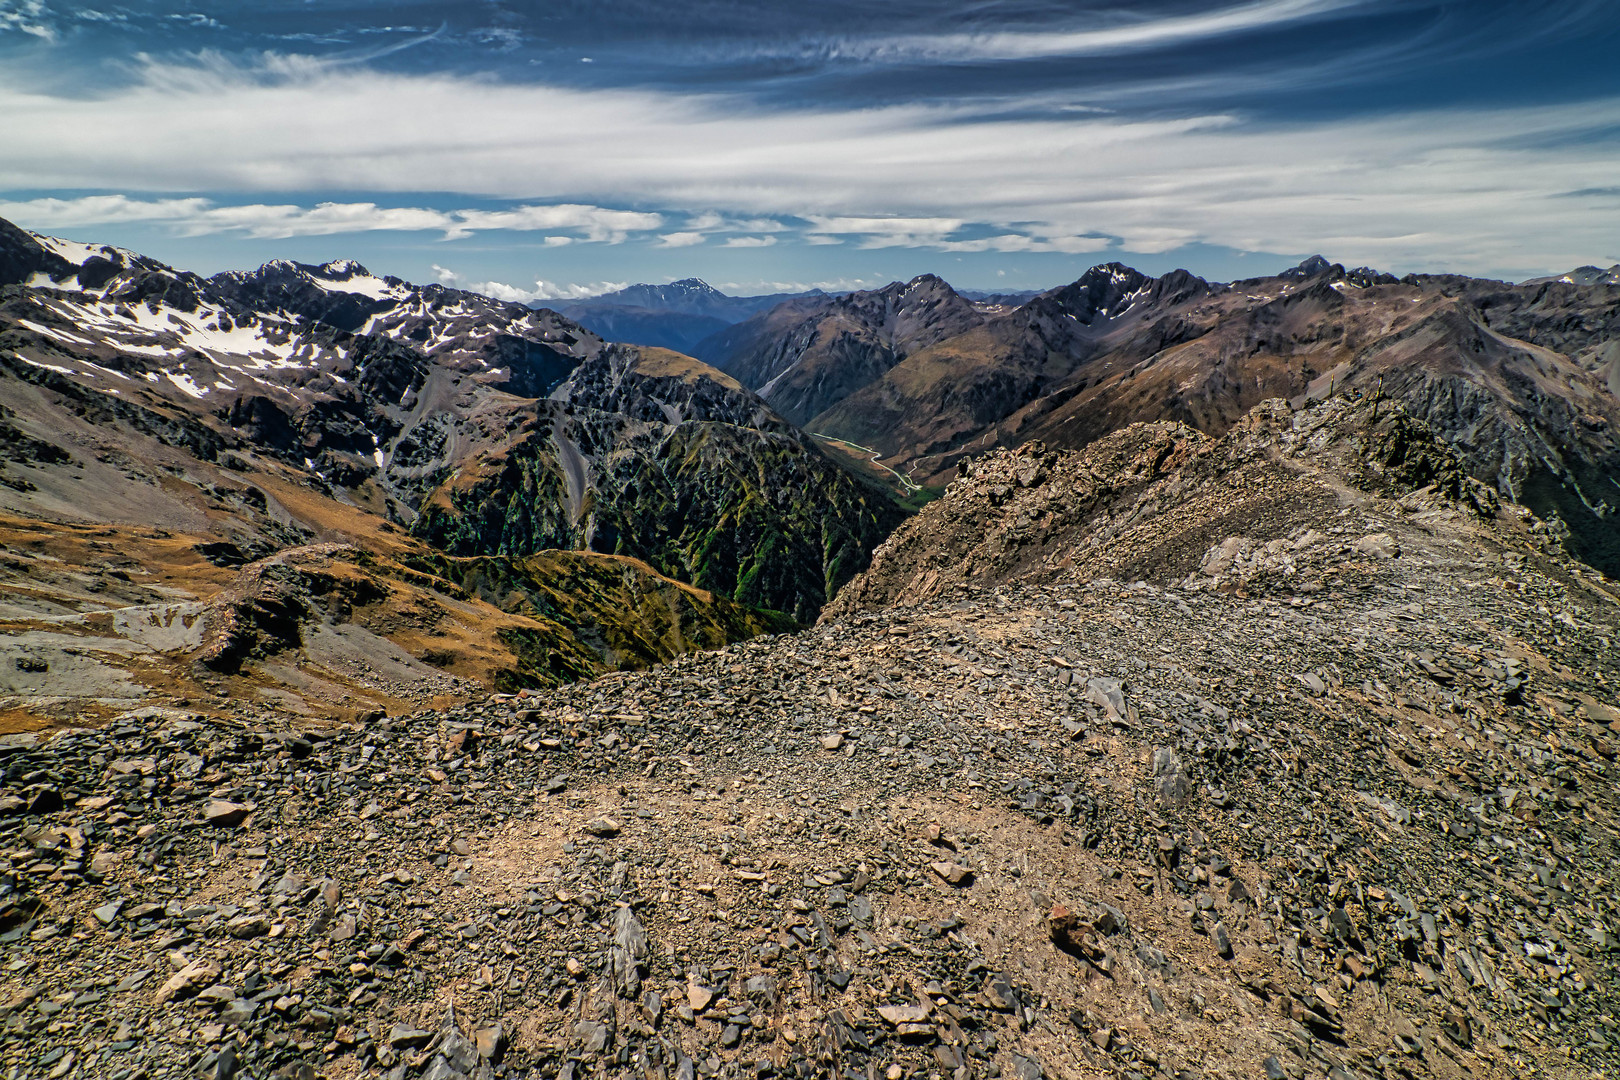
[686,979,714,1012]
[475,1022,505,1061]
[226,914,270,939]
[203,800,254,827]
[388,1023,434,1049]
[154,959,221,1005]
[876,1003,930,1026]
[930,861,973,887]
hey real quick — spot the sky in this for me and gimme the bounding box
[1,1,1619,299]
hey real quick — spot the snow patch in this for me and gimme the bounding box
[31,234,106,268]
[164,371,209,399]
[16,318,96,347]
[21,357,76,376]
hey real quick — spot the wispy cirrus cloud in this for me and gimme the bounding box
[1,51,1620,275]
[832,0,1366,63]
[0,0,53,40]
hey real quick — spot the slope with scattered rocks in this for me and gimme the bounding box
[2,402,1617,1080]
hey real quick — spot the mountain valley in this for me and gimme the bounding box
[0,220,1617,1080]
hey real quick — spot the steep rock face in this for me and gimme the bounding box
[414,347,905,621]
[706,275,986,427]
[0,219,77,287]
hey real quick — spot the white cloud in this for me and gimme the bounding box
[0,0,54,41]
[723,236,777,248]
[1,53,1619,275]
[465,279,629,303]
[442,204,662,242]
[715,277,881,294]
[683,211,788,233]
[0,194,661,243]
[935,234,1113,254]
[658,231,707,248]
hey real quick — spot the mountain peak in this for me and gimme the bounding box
[1281,254,1337,279]
[317,258,372,279]
[666,277,721,294]
[1522,264,1620,286]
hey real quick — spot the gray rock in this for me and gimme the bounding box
[1152,748,1191,808]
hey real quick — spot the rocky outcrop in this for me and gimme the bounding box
[823,396,1502,615]
[4,466,1617,1078]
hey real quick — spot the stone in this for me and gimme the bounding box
[930,861,973,887]
[820,733,845,751]
[388,1024,433,1049]
[475,1023,505,1061]
[583,817,621,837]
[611,905,648,998]
[221,998,257,1027]
[1152,748,1191,808]
[1009,1054,1044,1080]
[91,900,123,926]
[1048,904,1106,961]
[154,959,221,1004]
[1213,921,1233,959]
[687,978,714,1012]
[203,800,254,827]
[877,1003,930,1026]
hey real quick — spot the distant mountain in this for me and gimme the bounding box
[0,219,905,718]
[957,288,1041,307]
[698,274,986,427]
[1523,264,1620,286]
[547,277,822,354]
[716,254,1620,578]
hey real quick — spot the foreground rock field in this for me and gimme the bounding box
[4,551,1617,1079]
[3,399,1619,1080]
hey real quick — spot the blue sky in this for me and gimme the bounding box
[2,1,1618,297]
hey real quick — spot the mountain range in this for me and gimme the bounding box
[4,214,1619,729]
[3,217,1620,1080]
[548,279,822,357]
[705,258,1620,578]
[0,217,899,722]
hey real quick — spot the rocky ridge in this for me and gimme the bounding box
[2,398,1617,1080]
